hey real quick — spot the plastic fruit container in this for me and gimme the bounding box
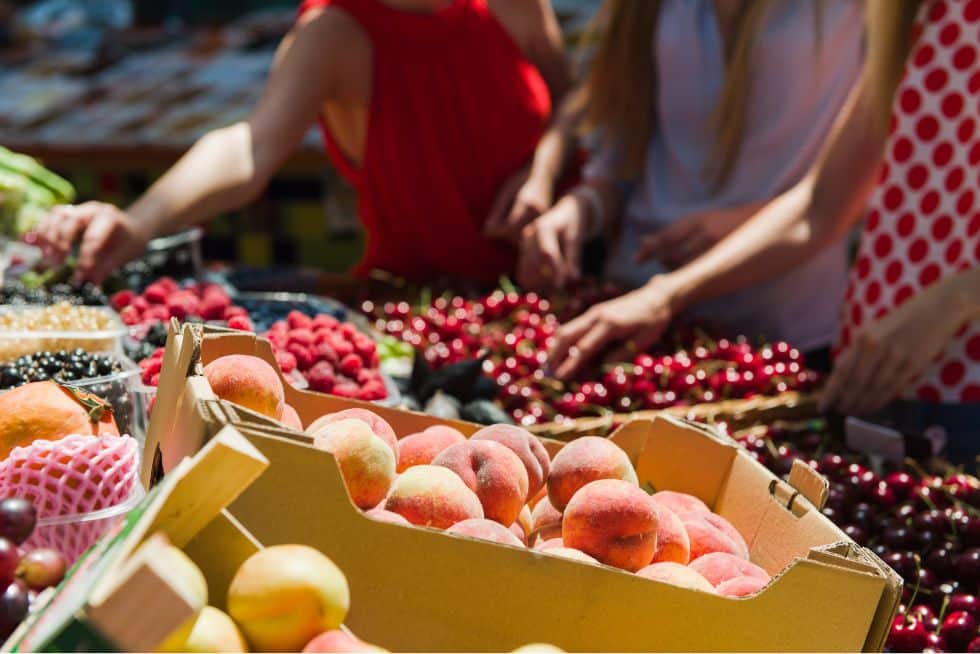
[0,305,126,363]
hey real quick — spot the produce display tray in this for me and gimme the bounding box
[231,291,377,339]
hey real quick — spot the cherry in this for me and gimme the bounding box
[883,551,917,580]
[953,513,980,547]
[955,548,980,587]
[883,526,914,550]
[913,510,950,535]
[887,616,929,652]
[924,631,946,653]
[925,546,957,580]
[843,524,867,544]
[908,604,939,631]
[870,482,897,509]
[968,636,980,652]
[850,502,875,529]
[940,611,978,652]
[949,594,979,617]
[885,472,917,502]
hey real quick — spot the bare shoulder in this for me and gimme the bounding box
[293,4,371,61]
[486,0,550,51]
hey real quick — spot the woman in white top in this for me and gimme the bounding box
[516,0,865,379]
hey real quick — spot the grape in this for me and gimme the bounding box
[0,581,28,639]
[0,540,17,587]
[0,499,36,545]
[18,549,66,591]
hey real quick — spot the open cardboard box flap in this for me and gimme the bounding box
[144,322,902,652]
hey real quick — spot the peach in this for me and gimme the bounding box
[516,505,533,537]
[688,552,769,587]
[364,507,412,526]
[635,562,715,593]
[702,513,749,559]
[383,465,483,528]
[543,547,600,565]
[303,630,385,652]
[717,575,768,598]
[396,426,466,473]
[548,437,637,511]
[534,537,565,551]
[683,515,747,561]
[648,502,690,565]
[228,545,350,652]
[159,606,248,653]
[432,440,528,525]
[512,644,565,653]
[446,518,525,547]
[312,419,396,509]
[471,424,550,499]
[651,490,710,517]
[530,496,563,545]
[307,409,398,463]
[204,354,284,420]
[527,485,548,510]
[562,479,659,572]
[281,404,303,431]
[155,545,209,651]
[509,522,528,545]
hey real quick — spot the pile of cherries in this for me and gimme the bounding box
[365,285,819,426]
[734,423,979,653]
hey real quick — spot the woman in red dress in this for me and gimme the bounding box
[33,0,573,285]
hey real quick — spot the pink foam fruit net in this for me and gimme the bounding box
[0,434,139,563]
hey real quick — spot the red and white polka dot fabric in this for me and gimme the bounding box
[838,0,980,404]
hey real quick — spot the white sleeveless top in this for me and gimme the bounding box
[588,0,865,351]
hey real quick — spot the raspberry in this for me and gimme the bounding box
[143,284,168,305]
[287,310,312,330]
[352,333,376,359]
[157,277,179,293]
[110,290,134,311]
[131,296,150,313]
[356,368,379,385]
[227,315,253,332]
[142,357,163,377]
[119,306,142,326]
[267,331,288,348]
[268,321,288,335]
[339,323,359,339]
[368,351,380,369]
[149,373,160,387]
[315,342,339,364]
[200,283,228,299]
[287,328,315,348]
[326,334,354,358]
[357,380,387,401]
[223,306,248,320]
[200,294,231,320]
[306,361,336,393]
[166,291,200,318]
[330,382,360,398]
[275,350,298,373]
[312,314,340,331]
[288,343,317,371]
[340,353,363,378]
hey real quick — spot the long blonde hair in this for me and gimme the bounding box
[579,0,822,187]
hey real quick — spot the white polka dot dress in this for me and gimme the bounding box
[838,0,980,403]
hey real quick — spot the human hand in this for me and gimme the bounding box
[31,202,152,284]
[516,194,587,292]
[820,271,980,415]
[484,166,553,243]
[546,276,679,380]
[635,203,763,269]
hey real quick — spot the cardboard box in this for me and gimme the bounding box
[145,324,903,652]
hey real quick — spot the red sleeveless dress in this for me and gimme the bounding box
[297,0,551,282]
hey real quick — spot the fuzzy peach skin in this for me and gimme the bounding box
[203,354,285,420]
[542,547,600,565]
[562,479,660,572]
[281,404,303,431]
[307,409,398,463]
[683,515,747,561]
[701,513,749,559]
[396,426,466,473]
[159,606,248,653]
[509,522,528,545]
[363,507,412,526]
[534,537,565,551]
[383,465,483,528]
[446,518,525,547]
[651,490,710,517]
[527,485,548,510]
[516,505,533,537]
[530,496,563,545]
[471,424,550,500]
[548,437,638,511]
[312,419,396,510]
[636,562,716,593]
[688,552,769,587]
[432,440,529,525]
[717,575,769,598]
[648,502,691,565]
[227,545,350,652]
[303,630,386,652]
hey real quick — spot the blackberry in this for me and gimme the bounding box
[0,350,124,389]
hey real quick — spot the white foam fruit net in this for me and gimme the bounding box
[0,434,139,562]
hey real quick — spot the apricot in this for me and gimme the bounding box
[159,606,247,653]
[648,502,690,565]
[562,479,659,572]
[432,440,528,525]
[396,426,466,473]
[446,518,525,547]
[363,507,412,526]
[228,545,350,652]
[312,419,396,510]
[530,496,563,545]
[303,630,386,652]
[203,354,284,420]
[683,515,747,561]
[307,409,398,463]
[650,490,710,517]
[383,465,483,528]
[542,547,600,565]
[548,437,637,511]
[635,562,715,593]
[471,424,550,500]
[717,575,768,598]
[689,552,768,588]
[281,404,303,431]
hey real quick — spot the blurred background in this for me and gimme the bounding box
[0,0,599,277]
